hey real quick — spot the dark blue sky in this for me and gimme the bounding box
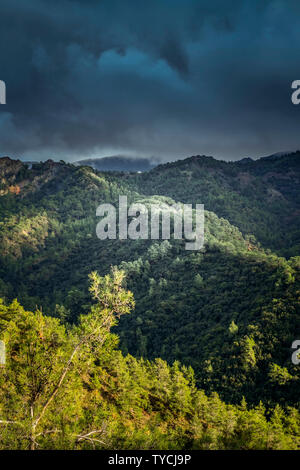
[0,0,300,162]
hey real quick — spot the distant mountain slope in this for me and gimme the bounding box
[75,155,157,172]
[126,152,300,256]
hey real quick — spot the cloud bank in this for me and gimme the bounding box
[0,0,300,162]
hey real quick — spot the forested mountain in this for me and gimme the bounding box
[0,153,299,449]
[128,152,300,257]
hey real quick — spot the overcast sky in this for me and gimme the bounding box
[0,0,300,163]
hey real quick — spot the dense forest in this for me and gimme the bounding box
[0,153,299,449]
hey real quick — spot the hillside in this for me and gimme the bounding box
[0,154,299,411]
[125,152,300,257]
[1,275,299,450]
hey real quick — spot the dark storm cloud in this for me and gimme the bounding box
[0,0,300,162]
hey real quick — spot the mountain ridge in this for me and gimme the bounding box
[0,152,299,408]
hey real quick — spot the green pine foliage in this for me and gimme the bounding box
[0,269,299,450]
